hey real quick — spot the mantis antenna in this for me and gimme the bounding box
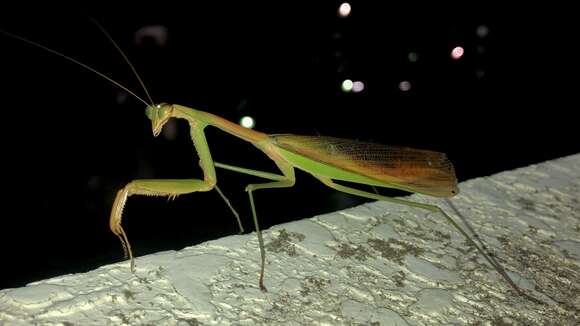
[0,28,150,107]
[89,17,155,106]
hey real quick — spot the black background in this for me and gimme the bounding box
[0,5,577,289]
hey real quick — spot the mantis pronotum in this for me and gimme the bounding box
[1,23,526,296]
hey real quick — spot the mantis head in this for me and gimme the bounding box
[145,103,174,137]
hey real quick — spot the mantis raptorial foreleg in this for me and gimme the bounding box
[109,122,240,271]
[111,184,243,264]
[110,179,217,271]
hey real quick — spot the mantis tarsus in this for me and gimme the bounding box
[1,24,526,296]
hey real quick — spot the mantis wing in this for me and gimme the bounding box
[272,135,459,197]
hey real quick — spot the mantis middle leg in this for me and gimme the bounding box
[215,160,296,292]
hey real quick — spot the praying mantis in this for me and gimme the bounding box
[1,23,526,296]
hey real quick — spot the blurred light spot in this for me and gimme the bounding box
[451,46,464,60]
[87,176,100,190]
[116,92,128,104]
[240,116,255,129]
[408,52,418,62]
[236,99,248,111]
[476,25,489,38]
[353,81,365,93]
[399,81,411,92]
[476,45,485,54]
[338,3,351,17]
[135,25,169,46]
[342,79,354,92]
[162,119,178,140]
[475,69,485,78]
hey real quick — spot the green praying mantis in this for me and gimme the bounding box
[1,24,526,296]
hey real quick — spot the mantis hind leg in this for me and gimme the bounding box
[313,175,524,296]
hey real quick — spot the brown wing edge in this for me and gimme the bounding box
[272,134,459,197]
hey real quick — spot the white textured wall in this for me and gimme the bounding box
[1,154,579,325]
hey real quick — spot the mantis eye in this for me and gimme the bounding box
[157,103,173,117]
[145,106,153,119]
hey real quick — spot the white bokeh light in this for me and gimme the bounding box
[240,116,255,129]
[134,25,169,46]
[476,25,489,38]
[353,81,365,93]
[399,81,411,92]
[338,3,351,17]
[341,79,354,92]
